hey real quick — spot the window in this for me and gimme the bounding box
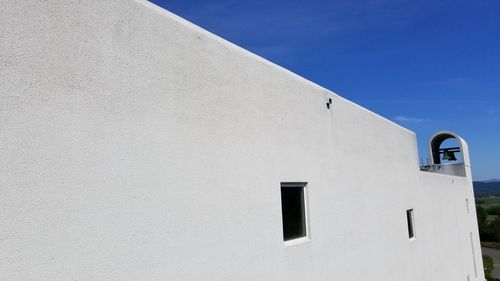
[406,209,415,239]
[280,182,309,243]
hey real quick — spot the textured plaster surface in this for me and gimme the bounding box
[0,1,483,280]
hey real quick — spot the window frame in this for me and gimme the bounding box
[280,182,311,246]
[406,208,416,240]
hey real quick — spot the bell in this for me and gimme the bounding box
[442,150,457,161]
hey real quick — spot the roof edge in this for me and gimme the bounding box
[138,0,415,136]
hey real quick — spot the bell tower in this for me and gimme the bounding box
[422,131,471,177]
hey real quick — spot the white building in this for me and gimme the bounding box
[0,1,484,280]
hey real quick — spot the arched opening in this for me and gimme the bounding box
[421,131,468,177]
[430,133,463,165]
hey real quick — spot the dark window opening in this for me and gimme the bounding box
[406,209,415,239]
[281,183,307,241]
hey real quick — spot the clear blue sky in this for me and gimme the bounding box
[151,0,500,180]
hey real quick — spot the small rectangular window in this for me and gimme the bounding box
[281,182,308,242]
[406,209,415,239]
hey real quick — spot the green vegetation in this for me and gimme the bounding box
[483,255,500,281]
[474,181,500,197]
[477,197,500,223]
[477,197,500,209]
[477,199,500,280]
[474,181,500,280]
[484,255,494,279]
[482,242,500,249]
[476,204,500,241]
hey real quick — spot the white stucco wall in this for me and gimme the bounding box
[0,0,483,280]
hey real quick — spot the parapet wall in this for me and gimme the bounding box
[0,1,483,280]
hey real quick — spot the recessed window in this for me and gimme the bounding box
[280,182,308,242]
[406,209,415,239]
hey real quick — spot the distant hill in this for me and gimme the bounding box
[474,181,500,197]
[484,179,500,183]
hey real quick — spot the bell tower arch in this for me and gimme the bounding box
[424,131,471,177]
